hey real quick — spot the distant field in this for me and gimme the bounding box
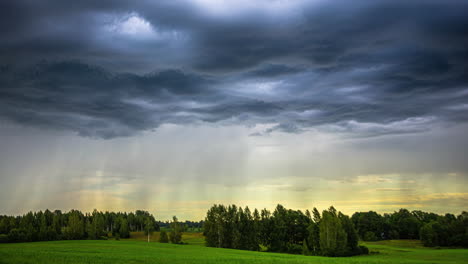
[0,238,467,264]
[128,231,205,246]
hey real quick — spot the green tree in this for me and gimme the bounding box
[86,218,95,239]
[312,208,321,223]
[94,211,106,238]
[0,217,10,234]
[420,221,438,247]
[38,213,48,241]
[391,209,421,239]
[307,222,321,255]
[169,216,182,244]
[7,228,27,242]
[351,211,384,240]
[270,204,288,252]
[159,230,169,243]
[52,211,62,238]
[86,210,107,240]
[19,212,36,241]
[319,209,347,256]
[259,208,274,250]
[339,212,359,255]
[203,205,218,247]
[203,204,227,248]
[127,213,136,231]
[253,208,261,250]
[64,211,84,240]
[113,214,121,237]
[119,217,130,238]
[242,207,259,251]
[144,218,154,242]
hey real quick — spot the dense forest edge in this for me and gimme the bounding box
[0,205,467,257]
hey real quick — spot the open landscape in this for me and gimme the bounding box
[1,206,467,264]
[1,237,468,264]
[1,0,468,263]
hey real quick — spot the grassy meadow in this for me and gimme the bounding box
[0,233,467,264]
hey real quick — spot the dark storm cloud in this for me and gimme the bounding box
[0,61,217,138]
[246,64,305,78]
[0,0,468,138]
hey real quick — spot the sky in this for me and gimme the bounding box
[0,0,467,220]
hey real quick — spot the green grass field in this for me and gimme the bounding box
[0,236,467,264]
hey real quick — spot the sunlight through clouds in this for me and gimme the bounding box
[0,0,467,220]
[105,13,155,38]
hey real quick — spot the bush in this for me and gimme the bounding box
[159,230,169,243]
[0,234,9,243]
[8,229,27,242]
[359,245,369,255]
[286,243,303,254]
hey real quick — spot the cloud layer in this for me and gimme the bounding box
[1,0,468,138]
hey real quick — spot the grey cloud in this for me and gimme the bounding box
[0,1,468,138]
[245,64,305,78]
[0,61,217,138]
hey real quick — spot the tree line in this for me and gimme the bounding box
[157,219,204,232]
[203,204,367,256]
[1,206,466,252]
[203,204,468,256]
[0,209,159,243]
[352,209,468,247]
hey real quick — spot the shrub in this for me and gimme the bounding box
[359,245,369,255]
[8,229,27,242]
[159,230,169,243]
[286,243,303,254]
[0,234,9,243]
